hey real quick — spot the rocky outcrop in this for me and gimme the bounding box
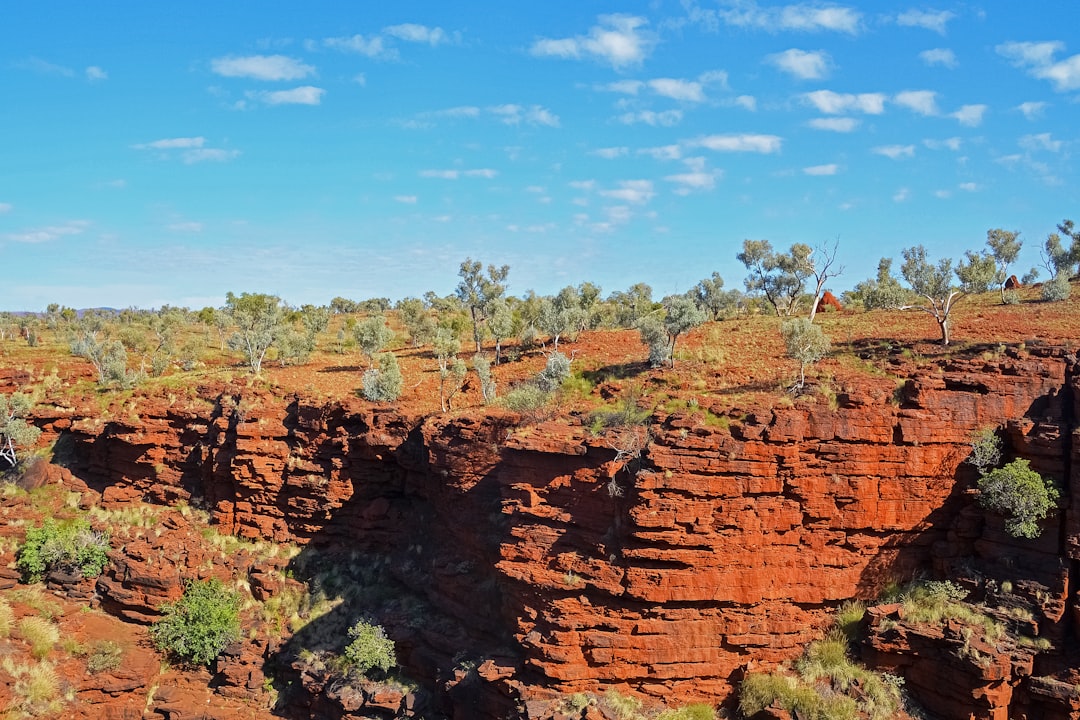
[26,347,1079,719]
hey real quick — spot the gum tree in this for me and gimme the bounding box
[1,392,41,468]
[224,292,287,374]
[456,258,509,353]
[985,229,1022,302]
[898,246,965,345]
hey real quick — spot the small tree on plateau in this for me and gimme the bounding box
[225,292,286,374]
[781,318,830,392]
[0,392,41,469]
[898,246,965,345]
[456,258,509,354]
[985,229,1022,303]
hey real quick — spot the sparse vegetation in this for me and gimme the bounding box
[16,517,110,583]
[151,578,242,666]
[343,619,396,676]
[977,459,1060,538]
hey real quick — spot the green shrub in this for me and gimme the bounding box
[150,578,241,665]
[16,518,110,583]
[502,383,549,411]
[85,639,124,673]
[601,689,643,720]
[537,351,571,393]
[977,459,1060,538]
[834,600,866,641]
[967,427,1002,473]
[1041,273,1071,302]
[361,352,403,402]
[740,672,857,720]
[656,702,716,720]
[343,619,396,676]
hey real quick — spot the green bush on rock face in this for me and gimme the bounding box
[150,578,241,666]
[343,619,395,676]
[977,458,1060,538]
[16,518,110,583]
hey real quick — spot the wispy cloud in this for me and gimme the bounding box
[132,137,239,164]
[599,71,726,102]
[873,144,915,159]
[211,54,315,81]
[1020,132,1063,153]
[599,179,655,204]
[489,104,560,126]
[5,219,90,243]
[950,104,986,126]
[803,163,838,175]
[802,90,885,114]
[996,41,1080,91]
[394,195,418,204]
[919,48,957,68]
[639,145,682,160]
[419,168,498,179]
[664,157,718,194]
[531,14,656,68]
[923,137,962,151]
[767,48,831,79]
[85,66,108,81]
[0,203,12,214]
[248,86,325,105]
[958,182,978,192]
[617,110,683,126]
[318,23,452,60]
[384,24,447,45]
[894,89,938,116]
[694,133,783,153]
[806,117,860,132]
[591,147,629,159]
[893,187,911,202]
[896,9,954,35]
[168,221,204,233]
[17,57,75,77]
[1016,101,1047,119]
[717,2,862,34]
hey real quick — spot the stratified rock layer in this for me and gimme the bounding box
[30,347,1078,719]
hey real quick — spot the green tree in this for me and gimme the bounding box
[1,392,41,468]
[609,283,655,327]
[661,296,707,368]
[433,327,466,412]
[353,315,394,367]
[955,249,999,294]
[977,459,1059,539]
[737,240,814,317]
[637,315,670,368]
[985,229,1022,303]
[224,292,287,374]
[151,578,241,666]
[844,258,909,310]
[692,272,742,320]
[456,258,509,353]
[487,298,514,365]
[805,241,845,323]
[781,317,830,392]
[396,297,436,348]
[898,246,964,345]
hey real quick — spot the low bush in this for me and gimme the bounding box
[977,459,1060,538]
[18,616,59,659]
[16,517,110,583]
[85,639,124,673]
[343,619,396,676]
[502,383,549,412]
[150,578,241,666]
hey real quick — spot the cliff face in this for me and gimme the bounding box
[40,346,1078,718]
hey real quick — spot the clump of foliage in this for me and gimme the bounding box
[343,619,396,676]
[502,383,549,412]
[536,351,571,393]
[473,353,497,404]
[1041,273,1071,302]
[655,703,716,720]
[781,317,830,392]
[18,616,60,659]
[361,352,403,402]
[1,391,41,469]
[8,660,62,717]
[966,427,1002,473]
[150,578,242,666]
[84,639,125,673]
[895,580,1005,643]
[977,459,1060,538]
[16,517,110,583]
[225,292,287,374]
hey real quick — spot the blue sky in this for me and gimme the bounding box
[2,1,1078,310]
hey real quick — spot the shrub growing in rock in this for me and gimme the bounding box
[977,459,1059,538]
[151,578,241,666]
[16,518,110,583]
[343,619,396,676]
[361,352,403,402]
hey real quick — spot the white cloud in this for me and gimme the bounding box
[531,14,655,68]
[488,104,560,126]
[600,80,644,95]
[211,54,315,81]
[639,145,682,160]
[807,117,859,132]
[394,195,418,204]
[599,179,655,204]
[699,69,730,88]
[923,137,962,151]
[134,137,206,150]
[18,57,74,77]
[802,90,885,114]
[182,148,241,164]
[950,104,986,126]
[0,203,12,214]
[695,133,783,153]
[768,48,830,79]
[592,147,628,159]
[732,95,758,111]
[419,168,497,179]
[893,187,911,202]
[718,2,861,34]
[648,78,706,102]
[894,90,939,116]
[935,189,951,199]
[168,221,204,233]
[919,48,957,68]
[569,180,596,191]
[896,10,954,34]
[664,157,718,194]
[873,144,915,159]
[384,24,447,45]
[85,66,108,81]
[617,110,683,126]
[1020,133,1063,152]
[5,219,90,243]
[803,163,838,175]
[958,182,978,192]
[1035,54,1080,91]
[322,34,394,59]
[1017,101,1047,119]
[250,86,325,105]
[526,106,560,127]
[996,41,1064,68]
[433,106,481,118]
